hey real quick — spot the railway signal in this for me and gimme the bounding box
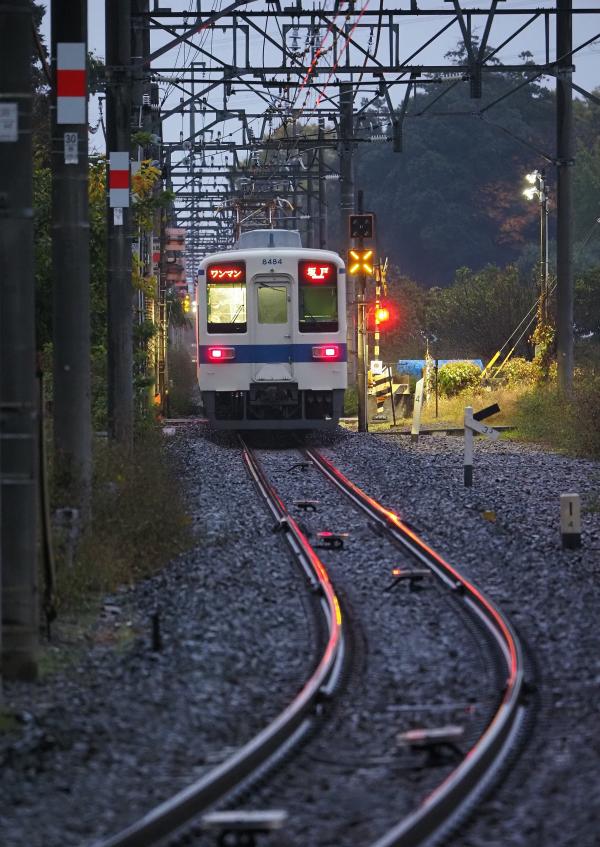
[365,301,394,332]
[349,213,374,239]
[375,305,390,326]
[348,248,374,275]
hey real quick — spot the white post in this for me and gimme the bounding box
[464,406,474,487]
[560,493,581,549]
[411,377,424,443]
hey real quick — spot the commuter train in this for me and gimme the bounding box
[195,229,347,429]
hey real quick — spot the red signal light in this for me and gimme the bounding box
[207,346,236,362]
[367,302,396,332]
[375,307,390,325]
[299,260,337,284]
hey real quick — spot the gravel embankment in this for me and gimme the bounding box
[316,429,600,847]
[1,425,598,847]
[219,443,496,847]
[0,429,311,847]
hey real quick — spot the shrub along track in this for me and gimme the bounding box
[94,434,526,847]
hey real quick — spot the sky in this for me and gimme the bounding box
[39,1,600,255]
[40,1,600,157]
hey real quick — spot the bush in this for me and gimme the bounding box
[495,357,536,387]
[514,372,600,458]
[344,386,358,415]
[437,361,482,397]
[54,428,192,611]
[167,347,198,416]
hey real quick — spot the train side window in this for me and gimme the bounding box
[207,283,246,333]
[299,284,338,333]
[258,284,288,324]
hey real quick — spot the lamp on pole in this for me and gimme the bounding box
[523,170,549,322]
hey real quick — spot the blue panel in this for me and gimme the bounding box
[396,358,484,376]
[199,343,347,364]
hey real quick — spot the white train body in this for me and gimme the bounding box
[196,230,347,429]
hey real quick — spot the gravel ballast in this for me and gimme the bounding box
[318,429,600,847]
[0,430,311,847]
[1,425,598,847]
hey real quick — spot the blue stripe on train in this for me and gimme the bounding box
[198,343,347,364]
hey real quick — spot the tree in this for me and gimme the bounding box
[574,266,600,337]
[379,269,431,359]
[425,264,536,359]
[343,45,555,285]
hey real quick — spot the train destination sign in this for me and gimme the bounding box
[207,262,246,283]
[298,260,337,284]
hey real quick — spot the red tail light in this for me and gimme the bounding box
[312,344,340,361]
[208,346,235,361]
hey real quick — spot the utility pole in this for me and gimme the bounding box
[339,83,355,381]
[539,170,549,322]
[306,174,314,248]
[556,0,574,393]
[51,0,91,515]
[318,117,327,249]
[106,0,133,445]
[132,0,156,411]
[356,190,368,433]
[0,0,38,680]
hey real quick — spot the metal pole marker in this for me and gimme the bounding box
[464,404,500,487]
[560,493,582,549]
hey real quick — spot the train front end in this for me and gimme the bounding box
[196,230,347,429]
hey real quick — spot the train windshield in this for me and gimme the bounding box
[258,284,288,324]
[207,282,247,333]
[299,284,338,333]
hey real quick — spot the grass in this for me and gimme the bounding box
[512,374,600,459]
[53,426,193,614]
[419,385,522,427]
[346,372,600,462]
[348,384,526,430]
[167,345,198,417]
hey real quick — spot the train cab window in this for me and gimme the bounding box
[299,285,338,333]
[207,283,246,333]
[298,260,338,333]
[257,284,288,324]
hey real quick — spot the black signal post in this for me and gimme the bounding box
[354,191,372,434]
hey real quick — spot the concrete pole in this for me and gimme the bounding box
[556,0,574,393]
[132,0,154,409]
[51,0,92,515]
[0,0,38,680]
[306,175,314,248]
[318,118,327,249]
[356,190,368,433]
[339,83,355,382]
[540,171,549,322]
[106,0,134,445]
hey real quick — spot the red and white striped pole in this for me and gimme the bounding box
[51,4,92,519]
[109,152,130,209]
[56,42,86,124]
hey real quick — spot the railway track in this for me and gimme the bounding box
[92,439,346,847]
[303,446,526,847]
[94,435,525,847]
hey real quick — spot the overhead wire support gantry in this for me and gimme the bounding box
[133,0,600,391]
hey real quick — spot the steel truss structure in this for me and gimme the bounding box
[123,0,599,391]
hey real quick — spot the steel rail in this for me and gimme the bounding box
[91,444,343,847]
[305,447,525,847]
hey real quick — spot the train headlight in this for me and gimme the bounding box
[312,344,340,361]
[207,346,236,361]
